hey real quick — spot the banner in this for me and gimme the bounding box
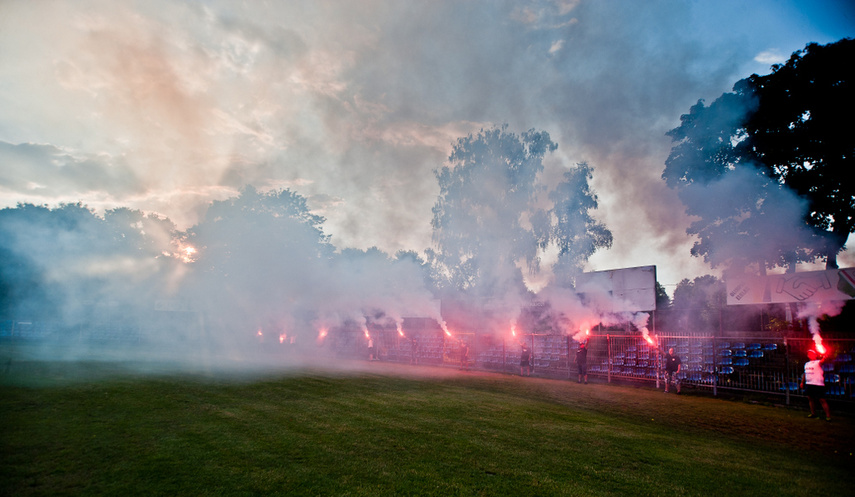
[726,268,855,305]
[576,265,657,312]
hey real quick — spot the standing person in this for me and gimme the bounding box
[411,337,419,364]
[800,349,832,421]
[519,344,532,376]
[663,347,682,393]
[368,337,375,361]
[459,341,470,371]
[575,342,588,384]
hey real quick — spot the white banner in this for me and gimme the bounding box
[726,268,855,305]
[576,265,657,312]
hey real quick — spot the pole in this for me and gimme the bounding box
[784,337,790,406]
[607,333,611,384]
[567,334,572,379]
[530,334,535,375]
[655,333,660,389]
[713,309,720,397]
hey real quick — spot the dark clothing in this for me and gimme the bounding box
[805,384,826,401]
[576,347,588,374]
[664,352,681,372]
[520,348,531,367]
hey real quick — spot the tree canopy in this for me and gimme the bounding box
[430,125,611,294]
[663,38,854,272]
[0,203,178,321]
[183,186,334,334]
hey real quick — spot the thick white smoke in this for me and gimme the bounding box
[797,301,846,354]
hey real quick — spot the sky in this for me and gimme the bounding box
[1,0,854,294]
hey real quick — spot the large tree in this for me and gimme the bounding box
[183,186,334,335]
[430,125,611,293]
[663,38,854,272]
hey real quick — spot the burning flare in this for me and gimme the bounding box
[807,315,826,355]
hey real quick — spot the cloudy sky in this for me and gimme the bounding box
[1,0,853,291]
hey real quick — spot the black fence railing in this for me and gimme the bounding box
[362,328,854,405]
[4,319,853,405]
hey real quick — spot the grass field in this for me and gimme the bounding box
[1,357,853,496]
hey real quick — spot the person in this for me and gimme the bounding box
[459,341,470,371]
[368,337,375,361]
[663,347,681,393]
[800,349,831,421]
[520,344,532,376]
[575,341,588,384]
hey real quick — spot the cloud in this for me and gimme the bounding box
[754,49,787,66]
[0,141,141,197]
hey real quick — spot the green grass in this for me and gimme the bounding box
[1,359,853,496]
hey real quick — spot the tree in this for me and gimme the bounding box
[655,281,671,311]
[184,186,334,335]
[430,125,611,293]
[663,38,855,272]
[669,275,726,333]
[0,203,177,322]
[548,163,613,284]
[103,207,177,258]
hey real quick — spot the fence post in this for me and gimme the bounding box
[654,334,659,389]
[607,334,611,384]
[784,337,790,406]
[712,335,718,397]
[567,334,572,380]
[530,334,535,375]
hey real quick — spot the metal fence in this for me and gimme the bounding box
[5,318,854,405]
[365,328,855,405]
[586,333,855,404]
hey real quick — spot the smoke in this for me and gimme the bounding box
[535,284,650,343]
[1,187,660,374]
[797,301,846,353]
[4,2,849,374]
[4,0,847,289]
[675,164,819,271]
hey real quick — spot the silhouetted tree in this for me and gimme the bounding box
[655,281,671,311]
[664,38,854,272]
[670,275,726,333]
[549,163,613,285]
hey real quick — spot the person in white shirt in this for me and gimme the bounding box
[800,349,831,421]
